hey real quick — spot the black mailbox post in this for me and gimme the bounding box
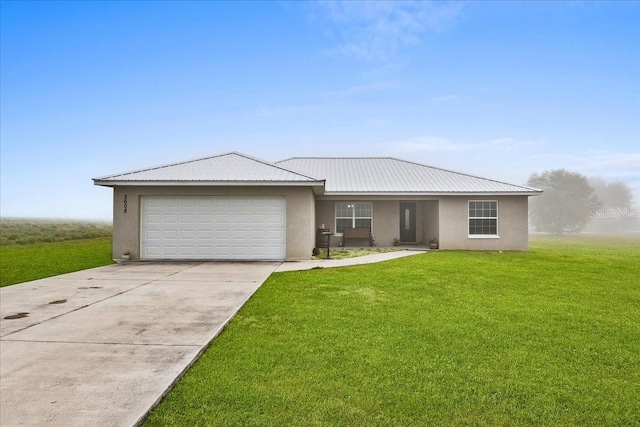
[316,228,334,259]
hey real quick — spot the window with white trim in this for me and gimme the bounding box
[335,202,372,234]
[468,200,498,236]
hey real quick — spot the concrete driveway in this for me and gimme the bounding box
[0,261,279,427]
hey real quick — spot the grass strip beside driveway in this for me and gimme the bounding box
[144,235,640,426]
[0,238,113,287]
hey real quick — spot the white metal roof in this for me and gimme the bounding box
[276,157,541,195]
[93,152,324,187]
[94,152,540,195]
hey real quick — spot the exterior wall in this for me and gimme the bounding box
[315,199,400,247]
[314,199,339,246]
[315,195,529,250]
[422,200,439,244]
[372,200,399,246]
[111,185,316,261]
[315,199,334,232]
[315,198,438,247]
[438,195,529,250]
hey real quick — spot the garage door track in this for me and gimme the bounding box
[0,261,279,427]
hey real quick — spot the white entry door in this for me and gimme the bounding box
[140,196,286,260]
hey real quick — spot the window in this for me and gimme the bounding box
[468,200,498,236]
[335,202,372,234]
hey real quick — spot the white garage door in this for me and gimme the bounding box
[140,196,286,260]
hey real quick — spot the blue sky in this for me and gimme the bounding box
[1,1,639,220]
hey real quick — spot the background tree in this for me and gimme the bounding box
[586,178,635,232]
[588,178,632,209]
[527,169,600,234]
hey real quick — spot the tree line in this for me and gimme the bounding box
[526,169,638,234]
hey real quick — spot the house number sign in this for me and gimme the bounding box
[124,195,128,214]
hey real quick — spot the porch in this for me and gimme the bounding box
[314,199,440,248]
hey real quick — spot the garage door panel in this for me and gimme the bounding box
[216,199,232,209]
[250,230,263,239]
[232,199,250,209]
[180,199,196,209]
[163,246,178,256]
[213,230,229,239]
[199,230,213,240]
[141,197,285,260]
[142,246,161,258]
[163,199,179,208]
[267,247,282,256]
[198,213,213,223]
[215,214,231,225]
[231,246,248,257]
[180,214,195,224]
[161,229,177,239]
[145,198,163,208]
[181,230,196,239]
[234,214,249,224]
[197,246,214,256]
[182,246,197,256]
[215,246,231,256]
[163,214,178,224]
[145,229,161,240]
[145,213,161,224]
[233,229,248,240]
[265,229,284,239]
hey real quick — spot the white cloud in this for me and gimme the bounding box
[597,153,640,173]
[316,1,464,63]
[531,151,640,177]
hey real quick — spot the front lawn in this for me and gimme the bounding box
[0,238,113,287]
[145,234,639,426]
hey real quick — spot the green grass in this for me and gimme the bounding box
[0,237,114,287]
[313,247,400,260]
[145,233,640,426]
[0,218,112,245]
[0,218,114,287]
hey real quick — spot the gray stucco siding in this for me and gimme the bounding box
[314,199,396,247]
[111,186,315,260]
[315,197,440,247]
[315,195,529,250]
[438,195,529,250]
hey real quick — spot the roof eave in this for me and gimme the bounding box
[318,191,543,197]
[93,180,326,188]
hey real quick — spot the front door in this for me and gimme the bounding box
[400,202,416,242]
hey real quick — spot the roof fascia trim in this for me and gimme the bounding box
[316,191,542,197]
[93,180,326,188]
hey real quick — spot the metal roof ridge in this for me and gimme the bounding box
[380,157,543,192]
[278,156,542,192]
[93,152,237,180]
[278,156,398,161]
[230,152,324,182]
[94,152,324,182]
